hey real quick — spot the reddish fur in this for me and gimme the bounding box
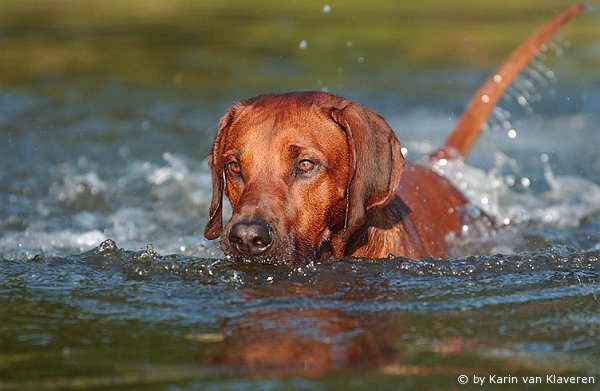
[204,5,584,263]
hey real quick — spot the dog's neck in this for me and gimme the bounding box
[327,196,430,259]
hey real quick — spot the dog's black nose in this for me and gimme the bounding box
[228,221,273,256]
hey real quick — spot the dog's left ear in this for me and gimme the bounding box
[329,102,405,241]
[204,105,241,240]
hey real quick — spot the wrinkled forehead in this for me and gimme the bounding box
[222,103,348,161]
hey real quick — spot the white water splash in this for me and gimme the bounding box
[0,153,222,260]
[431,153,600,255]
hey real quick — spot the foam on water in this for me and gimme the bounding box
[0,152,222,260]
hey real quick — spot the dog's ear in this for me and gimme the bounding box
[204,105,240,240]
[329,102,405,241]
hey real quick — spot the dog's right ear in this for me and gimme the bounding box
[328,101,404,242]
[203,105,241,240]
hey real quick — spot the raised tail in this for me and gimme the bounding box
[431,3,585,160]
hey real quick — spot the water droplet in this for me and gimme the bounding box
[520,177,531,187]
[507,129,517,139]
[346,41,354,48]
[298,40,308,50]
[493,74,503,83]
[481,94,490,103]
[322,4,332,13]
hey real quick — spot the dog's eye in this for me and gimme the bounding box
[297,159,316,174]
[227,161,241,175]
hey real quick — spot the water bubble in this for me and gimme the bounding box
[524,66,550,89]
[548,39,564,56]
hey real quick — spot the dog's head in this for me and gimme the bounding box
[204,92,404,264]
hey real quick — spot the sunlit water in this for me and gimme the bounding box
[2,3,600,389]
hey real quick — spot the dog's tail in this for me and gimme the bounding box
[431,3,585,160]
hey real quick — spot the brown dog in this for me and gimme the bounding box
[204,4,584,264]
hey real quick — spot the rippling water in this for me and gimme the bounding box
[1,1,600,389]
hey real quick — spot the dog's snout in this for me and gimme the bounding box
[228,221,273,256]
